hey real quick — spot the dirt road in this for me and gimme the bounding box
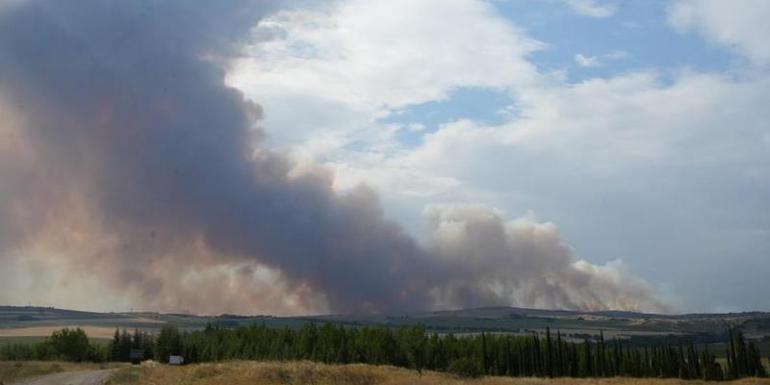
[9,369,115,385]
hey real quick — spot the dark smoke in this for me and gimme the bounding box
[0,0,665,314]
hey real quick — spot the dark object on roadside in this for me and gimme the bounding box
[129,349,144,365]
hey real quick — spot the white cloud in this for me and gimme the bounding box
[575,53,601,67]
[397,71,770,181]
[228,0,542,154]
[564,0,617,18]
[668,0,770,65]
[575,51,629,67]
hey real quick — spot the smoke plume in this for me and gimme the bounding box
[0,0,666,314]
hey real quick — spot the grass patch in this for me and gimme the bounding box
[0,361,119,383]
[105,367,143,385]
[101,360,770,385]
[0,361,64,383]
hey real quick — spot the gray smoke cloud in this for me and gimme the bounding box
[0,0,666,314]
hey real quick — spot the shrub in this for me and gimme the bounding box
[48,328,94,362]
[447,358,482,379]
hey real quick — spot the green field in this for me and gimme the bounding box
[0,336,46,346]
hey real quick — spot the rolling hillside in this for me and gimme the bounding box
[2,305,770,345]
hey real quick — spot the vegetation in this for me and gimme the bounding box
[447,357,482,378]
[106,361,770,385]
[0,328,106,362]
[2,324,768,381]
[108,329,154,363]
[0,361,113,384]
[117,324,768,381]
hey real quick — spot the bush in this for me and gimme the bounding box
[48,328,95,362]
[447,358,482,378]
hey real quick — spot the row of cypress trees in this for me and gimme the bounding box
[108,328,155,362]
[725,328,767,378]
[1,323,766,380]
[144,323,766,380]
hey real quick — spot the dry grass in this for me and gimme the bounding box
[0,361,118,384]
[0,326,119,339]
[105,361,770,385]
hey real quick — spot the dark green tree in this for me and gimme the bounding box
[155,326,182,363]
[48,328,94,362]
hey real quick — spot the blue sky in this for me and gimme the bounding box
[228,0,770,313]
[382,0,737,140]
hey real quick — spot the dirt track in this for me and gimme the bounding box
[9,369,115,385]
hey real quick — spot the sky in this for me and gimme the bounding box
[0,0,768,315]
[226,0,770,313]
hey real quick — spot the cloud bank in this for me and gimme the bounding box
[0,0,665,314]
[668,0,770,65]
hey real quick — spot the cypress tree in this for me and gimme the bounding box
[505,336,512,375]
[728,328,739,378]
[580,339,592,377]
[597,331,606,377]
[532,332,541,376]
[545,327,553,377]
[481,332,488,374]
[747,341,766,377]
[109,329,120,361]
[555,330,564,377]
[118,329,131,362]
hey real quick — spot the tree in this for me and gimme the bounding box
[579,339,592,377]
[545,327,553,377]
[48,328,94,362]
[109,329,121,361]
[155,326,182,363]
[481,332,489,374]
[401,326,427,374]
[119,329,132,361]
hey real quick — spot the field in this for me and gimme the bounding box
[4,305,770,341]
[106,361,770,385]
[0,337,46,347]
[0,326,117,340]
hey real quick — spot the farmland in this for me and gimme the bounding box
[3,305,770,347]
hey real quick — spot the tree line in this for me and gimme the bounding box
[1,324,767,380]
[0,328,105,362]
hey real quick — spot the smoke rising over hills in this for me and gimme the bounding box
[0,1,665,314]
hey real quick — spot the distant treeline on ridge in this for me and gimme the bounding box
[1,324,767,380]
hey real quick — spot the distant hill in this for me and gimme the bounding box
[2,305,770,345]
